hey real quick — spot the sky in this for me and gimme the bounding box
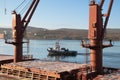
[0,0,120,30]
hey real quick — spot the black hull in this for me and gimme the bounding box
[47,49,77,56]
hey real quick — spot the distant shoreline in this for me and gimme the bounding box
[0,27,120,40]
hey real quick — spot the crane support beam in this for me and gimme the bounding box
[22,0,36,22]
[102,0,114,39]
[82,0,114,75]
[99,0,105,8]
[9,0,40,63]
[22,0,40,32]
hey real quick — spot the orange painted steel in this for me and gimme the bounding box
[88,1,103,74]
[12,11,23,63]
[1,64,60,79]
[0,34,4,39]
[5,0,40,63]
[82,0,114,75]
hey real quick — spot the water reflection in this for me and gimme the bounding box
[47,54,77,61]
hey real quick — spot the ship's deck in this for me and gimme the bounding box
[0,59,85,79]
[8,60,84,73]
[0,54,13,61]
[1,55,120,79]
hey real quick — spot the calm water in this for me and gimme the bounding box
[0,39,120,68]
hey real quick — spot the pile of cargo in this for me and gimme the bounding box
[1,60,89,80]
[99,70,120,80]
[8,60,84,73]
[95,70,120,80]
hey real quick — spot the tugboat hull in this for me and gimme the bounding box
[47,48,77,56]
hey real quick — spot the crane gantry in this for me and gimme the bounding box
[5,0,40,63]
[81,0,114,75]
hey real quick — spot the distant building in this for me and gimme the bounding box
[0,34,4,39]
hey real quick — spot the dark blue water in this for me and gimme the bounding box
[0,40,120,68]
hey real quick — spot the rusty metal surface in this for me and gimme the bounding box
[5,0,40,63]
[12,11,23,63]
[2,63,119,80]
[7,60,84,73]
[1,60,89,79]
[81,0,114,75]
[1,60,97,80]
[1,64,60,79]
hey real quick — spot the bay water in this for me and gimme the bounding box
[0,39,120,69]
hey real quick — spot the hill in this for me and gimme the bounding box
[0,27,120,40]
[25,27,88,40]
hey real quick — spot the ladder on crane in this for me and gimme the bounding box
[22,30,33,60]
[22,38,33,60]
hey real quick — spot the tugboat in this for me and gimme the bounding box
[47,41,77,56]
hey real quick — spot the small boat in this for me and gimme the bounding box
[47,41,77,56]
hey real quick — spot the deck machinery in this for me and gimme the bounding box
[5,0,40,63]
[81,0,114,77]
